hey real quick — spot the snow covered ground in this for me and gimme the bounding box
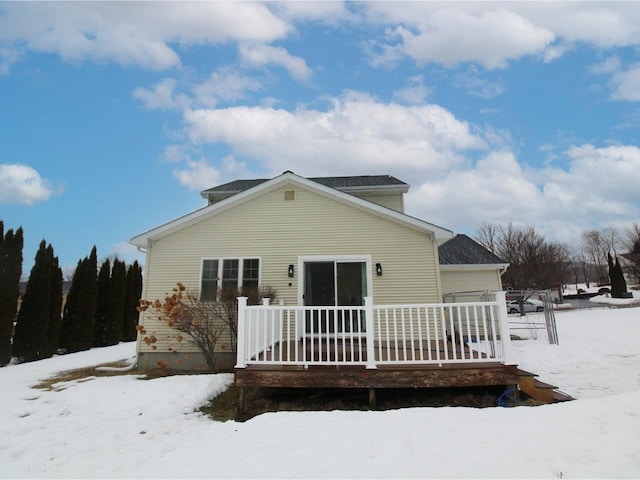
[1,306,639,479]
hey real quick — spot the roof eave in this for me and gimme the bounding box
[338,185,410,195]
[439,263,510,271]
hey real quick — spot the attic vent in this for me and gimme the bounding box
[284,190,296,201]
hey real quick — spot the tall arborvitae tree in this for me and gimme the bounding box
[0,223,24,366]
[93,258,112,347]
[614,257,628,297]
[608,253,628,298]
[106,258,126,346]
[46,251,63,357]
[13,240,54,362]
[59,257,85,352]
[122,261,143,342]
[60,247,98,353]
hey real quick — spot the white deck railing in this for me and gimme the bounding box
[235,292,512,369]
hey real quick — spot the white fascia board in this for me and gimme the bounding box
[339,184,410,195]
[440,263,510,272]
[129,172,454,248]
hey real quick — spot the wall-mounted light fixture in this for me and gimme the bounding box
[376,263,383,276]
[288,264,295,278]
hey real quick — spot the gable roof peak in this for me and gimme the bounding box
[200,172,410,200]
[131,170,454,248]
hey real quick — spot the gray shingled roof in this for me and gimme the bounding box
[311,175,408,189]
[438,234,506,265]
[201,174,408,196]
[202,178,268,194]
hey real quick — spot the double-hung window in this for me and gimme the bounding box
[221,260,239,292]
[200,258,260,301]
[201,260,219,301]
[242,258,259,289]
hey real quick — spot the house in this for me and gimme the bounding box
[130,171,516,404]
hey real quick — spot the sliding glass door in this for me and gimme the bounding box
[304,260,367,334]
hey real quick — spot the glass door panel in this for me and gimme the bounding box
[304,262,335,334]
[304,260,367,334]
[337,262,366,332]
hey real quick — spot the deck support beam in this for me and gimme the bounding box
[237,386,245,412]
[235,363,519,390]
[369,388,376,409]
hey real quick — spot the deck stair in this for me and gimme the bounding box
[517,368,574,403]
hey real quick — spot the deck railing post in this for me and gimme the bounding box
[494,291,513,364]
[364,296,377,369]
[235,297,249,368]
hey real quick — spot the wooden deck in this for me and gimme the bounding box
[235,337,519,409]
[234,296,517,409]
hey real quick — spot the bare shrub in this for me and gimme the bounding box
[138,283,226,370]
[138,283,278,370]
[217,285,278,352]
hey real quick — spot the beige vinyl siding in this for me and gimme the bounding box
[352,193,404,212]
[440,269,503,297]
[138,182,440,355]
[437,269,504,340]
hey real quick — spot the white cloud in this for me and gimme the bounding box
[3,2,640,79]
[588,57,640,103]
[183,92,486,180]
[561,144,640,207]
[133,78,188,110]
[364,3,640,69]
[393,75,430,105]
[0,2,290,71]
[404,144,640,244]
[453,68,505,99]
[406,151,543,227]
[367,6,554,69]
[134,68,263,111]
[542,42,570,63]
[192,67,263,107]
[0,163,58,205]
[171,155,250,192]
[162,144,197,164]
[610,64,640,101]
[271,2,356,24]
[528,3,640,50]
[590,56,622,76]
[0,47,21,75]
[239,44,311,81]
[172,159,222,192]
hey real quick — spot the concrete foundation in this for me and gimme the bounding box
[136,351,236,372]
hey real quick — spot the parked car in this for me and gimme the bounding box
[506,300,543,314]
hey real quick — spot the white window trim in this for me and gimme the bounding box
[199,256,262,300]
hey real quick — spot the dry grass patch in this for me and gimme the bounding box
[32,361,216,391]
[32,359,137,391]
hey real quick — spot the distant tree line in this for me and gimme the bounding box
[572,225,637,295]
[0,220,143,366]
[476,221,634,297]
[623,222,640,285]
[475,221,570,290]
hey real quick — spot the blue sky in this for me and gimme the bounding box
[1,1,639,276]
